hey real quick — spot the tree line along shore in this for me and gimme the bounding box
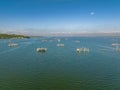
[0,34,30,39]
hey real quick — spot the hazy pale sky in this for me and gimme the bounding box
[0,0,120,35]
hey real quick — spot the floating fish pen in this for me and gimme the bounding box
[36,48,47,52]
[42,40,48,42]
[75,40,80,43]
[76,48,90,53]
[112,43,120,51]
[115,47,120,51]
[57,44,64,47]
[114,46,120,51]
[8,43,18,47]
[112,43,120,46]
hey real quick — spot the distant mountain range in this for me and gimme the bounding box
[47,32,120,37]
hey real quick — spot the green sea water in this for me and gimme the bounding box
[0,37,120,90]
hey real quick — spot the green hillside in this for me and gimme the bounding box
[0,34,30,39]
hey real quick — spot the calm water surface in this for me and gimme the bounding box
[0,37,120,90]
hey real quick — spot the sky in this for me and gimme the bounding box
[0,0,120,36]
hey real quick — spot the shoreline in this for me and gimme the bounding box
[0,34,30,39]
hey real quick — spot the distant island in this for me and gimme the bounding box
[0,34,30,39]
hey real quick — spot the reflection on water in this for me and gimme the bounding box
[0,37,120,90]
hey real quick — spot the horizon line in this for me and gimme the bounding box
[1,32,120,37]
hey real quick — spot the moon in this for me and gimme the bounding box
[90,12,95,15]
